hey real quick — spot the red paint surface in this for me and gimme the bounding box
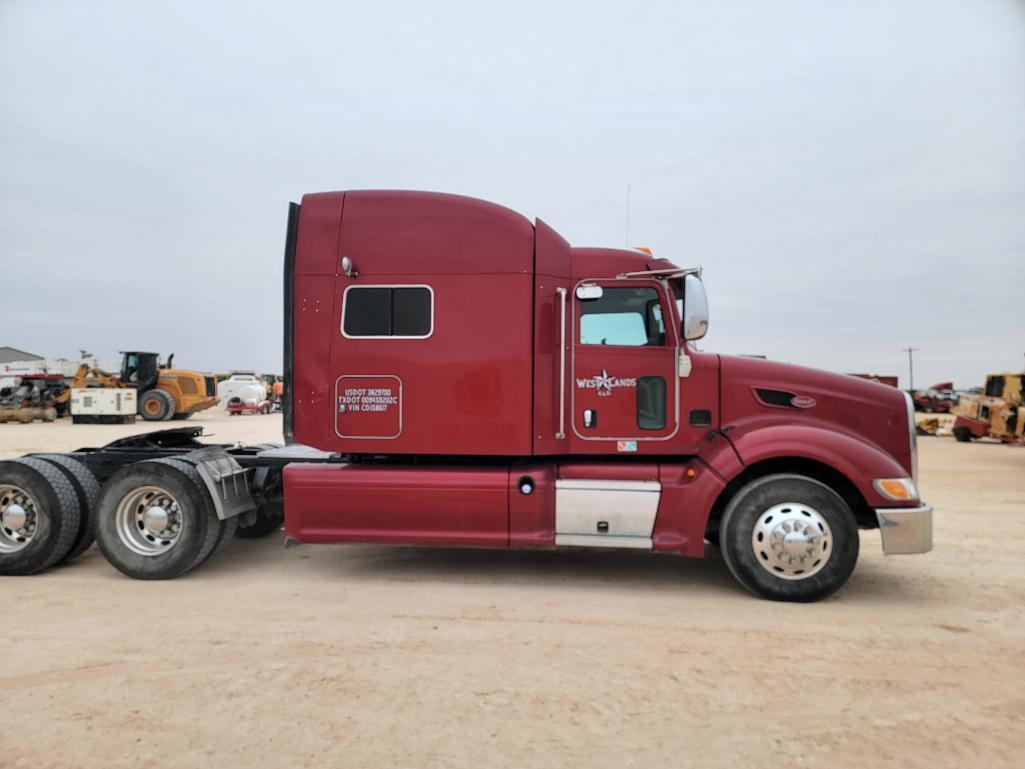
[508,463,557,548]
[284,190,921,553]
[953,414,990,439]
[652,461,726,557]
[531,219,573,456]
[569,278,679,450]
[294,191,535,455]
[557,463,659,482]
[284,462,510,547]
[719,354,915,504]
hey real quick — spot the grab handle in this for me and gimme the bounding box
[556,287,567,440]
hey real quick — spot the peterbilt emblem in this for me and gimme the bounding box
[576,369,637,397]
[790,395,817,409]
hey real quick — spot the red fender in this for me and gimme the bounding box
[709,420,913,508]
[653,422,917,558]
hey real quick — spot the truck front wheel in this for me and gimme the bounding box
[719,474,859,602]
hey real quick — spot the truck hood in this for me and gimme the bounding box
[719,355,914,477]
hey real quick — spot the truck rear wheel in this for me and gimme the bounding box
[719,474,858,602]
[0,458,81,575]
[154,458,235,564]
[93,459,223,579]
[139,390,175,421]
[33,454,100,564]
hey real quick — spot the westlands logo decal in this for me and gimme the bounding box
[576,369,637,397]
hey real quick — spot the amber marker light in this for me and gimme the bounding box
[874,478,918,501]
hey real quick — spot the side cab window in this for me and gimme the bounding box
[579,286,666,346]
[342,285,433,338]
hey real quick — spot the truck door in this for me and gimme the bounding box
[569,280,680,452]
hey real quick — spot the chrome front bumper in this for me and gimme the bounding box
[875,504,933,554]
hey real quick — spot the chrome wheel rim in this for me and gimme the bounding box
[0,484,40,553]
[116,486,184,556]
[751,502,832,580]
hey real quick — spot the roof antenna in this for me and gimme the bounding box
[625,184,632,246]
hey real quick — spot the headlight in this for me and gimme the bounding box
[902,390,918,482]
[874,477,919,501]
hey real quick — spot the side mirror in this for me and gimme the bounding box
[682,274,709,340]
[576,284,604,300]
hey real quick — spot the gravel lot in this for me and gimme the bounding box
[2,411,1023,769]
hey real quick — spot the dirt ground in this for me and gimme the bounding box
[1,411,1023,769]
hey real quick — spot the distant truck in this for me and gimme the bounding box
[912,382,959,414]
[0,191,931,601]
[952,372,1023,444]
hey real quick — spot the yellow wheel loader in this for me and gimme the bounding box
[56,352,218,422]
[121,352,218,421]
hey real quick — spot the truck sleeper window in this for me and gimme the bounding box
[579,287,665,346]
[343,286,432,338]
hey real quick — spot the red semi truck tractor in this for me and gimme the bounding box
[0,191,932,601]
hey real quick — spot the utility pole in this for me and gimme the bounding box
[903,346,919,391]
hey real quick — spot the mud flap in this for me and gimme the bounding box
[179,447,256,520]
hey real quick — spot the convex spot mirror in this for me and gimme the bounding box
[682,274,709,340]
[576,284,604,300]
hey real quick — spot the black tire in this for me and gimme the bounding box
[171,413,192,421]
[953,427,973,443]
[238,461,284,539]
[139,389,175,421]
[155,458,232,567]
[208,513,238,558]
[719,474,859,602]
[236,501,284,538]
[33,454,99,564]
[93,459,222,579]
[0,457,81,575]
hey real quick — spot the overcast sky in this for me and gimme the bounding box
[2,0,1023,388]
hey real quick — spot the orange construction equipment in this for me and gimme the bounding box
[57,353,217,422]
